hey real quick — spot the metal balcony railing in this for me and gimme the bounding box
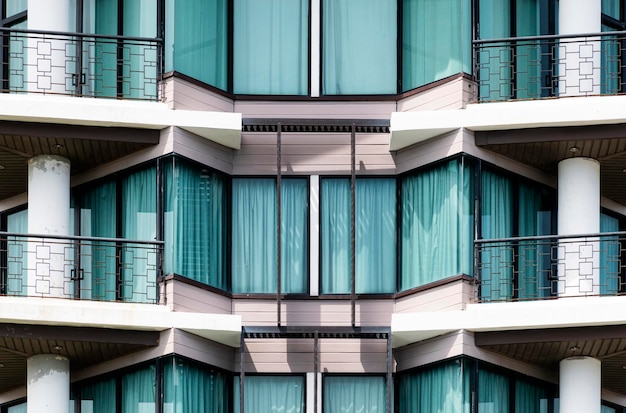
[0,232,163,303]
[473,31,626,102]
[475,232,625,302]
[0,27,162,100]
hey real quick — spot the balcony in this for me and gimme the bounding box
[473,30,626,102]
[0,232,163,303]
[0,27,161,100]
[475,232,625,302]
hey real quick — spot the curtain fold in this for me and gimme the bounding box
[80,378,116,413]
[478,369,510,413]
[281,179,308,293]
[481,170,513,301]
[323,376,386,413]
[322,178,396,294]
[122,167,157,303]
[122,366,156,413]
[234,0,308,94]
[323,0,396,94]
[401,159,472,290]
[6,209,28,296]
[402,0,470,91]
[233,376,305,413]
[80,182,117,301]
[163,357,228,413]
[164,158,227,290]
[165,0,228,89]
[600,213,620,295]
[399,359,470,413]
[515,379,549,413]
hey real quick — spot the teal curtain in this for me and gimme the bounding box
[602,406,617,413]
[603,0,620,19]
[234,0,308,95]
[122,366,156,413]
[481,170,513,301]
[164,158,227,290]
[323,0,396,95]
[515,0,542,99]
[323,376,386,413]
[281,179,309,293]
[123,0,157,99]
[80,182,117,301]
[402,0,471,91]
[399,359,470,413]
[401,159,473,291]
[122,167,157,303]
[7,403,26,413]
[165,0,228,89]
[600,213,620,295]
[515,379,549,413]
[6,209,27,296]
[478,369,509,413]
[163,357,228,413]
[81,378,116,413]
[6,0,26,15]
[233,376,305,413]
[517,183,553,299]
[232,178,307,293]
[478,0,512,100]
[322,178,396,294]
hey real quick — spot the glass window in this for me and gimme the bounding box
[321,178,396,294]
[323,376,386,413]
[165,0,228,90]
[232,178,308,294]
[400,158,473,291]
[600,212,620,295]
[6,403,26,413]
[402,0,471,91]
[122,365,156,413]
[478,369,510,413]
[480,169,554,301]
[5,209,27,295]
[234,0,309,95]
[164,158,228,290]
[163,357,228,413]
[80,181,117,301]
[234,375,305,413]
[80,378,116,413]
[323,0,397,95]
[398,359,470,413]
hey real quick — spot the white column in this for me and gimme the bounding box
[27,354,70,413]
[26,0,72,94]
[560,357,601,413]
[28,155,71,297]
[558,0,602,96]
[557,157,600,297]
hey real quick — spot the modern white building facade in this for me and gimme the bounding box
[1,0,626,412]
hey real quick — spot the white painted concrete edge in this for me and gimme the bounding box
[0,297,242,348]
[391,296,626,348]
[0,94,242,149]
[389,95,626,151]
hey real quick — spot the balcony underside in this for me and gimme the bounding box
[0,323,160,394]
[475,325,626,396]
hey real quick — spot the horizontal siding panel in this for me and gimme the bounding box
[395,280,471,313]
[395,331,465,371]
[173,329,235,371]
[398,77,470,112]
[169,78,235,113]
[235,101,395,118]
[172,128,234,174]
[394,129,465,174]
[169,280,232,314]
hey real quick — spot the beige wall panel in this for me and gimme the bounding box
[172,329,235,371]
[234,299,394,326]
[236,338,389,373]
[172,127,234,174]
[235,101,396,119]
[395,280,474,313]
[394,129,465,174]
[167,77,235,113]
[397,77,472,112]
[167,279,232,314]
[394,331,466,371]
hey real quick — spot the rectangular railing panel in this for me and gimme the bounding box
[475,232,624,302]
[0,27,161,100]
[0,232,163,303]
[473,31,626,102]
